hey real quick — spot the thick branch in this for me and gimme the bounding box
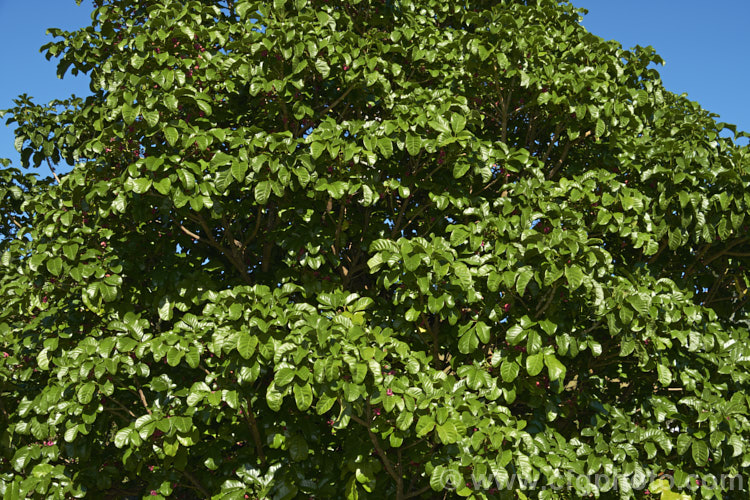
[547,135,583,180]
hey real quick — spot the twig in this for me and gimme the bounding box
[109,396,137,418]
[134,380,152,415]
[45,158,61,184]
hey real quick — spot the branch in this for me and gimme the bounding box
[400,202,433,236]
[334,202,346,255]
[406,485,432,499]
[180,214,252,284]
[243,206,264,247]
[351,410,404,499]
[323,84,358,116]
[108,396,137,418]
[181,470,210,498]
[542,123,564,166]
[702,237,749,267]
[243,398,267,467]
[134,380,152,415]
[45,158,61,184]
[684,244,711,277]
[547,136,583,180]
[535,281,560,319]
[648,238,668,265]
[389,191,414,239]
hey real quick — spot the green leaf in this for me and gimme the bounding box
[114,428,131,448]
[453,162,470,179]
[516,268,533,295]
[657,363,673,386]
[450,113,466,134]
[288,434,309,461]
[293,382,313,411]
[122,103,138,125]
[506,325,525,346]
[500,360,519,382]
[231,161,248,182]
[544,354,566,382]
[691,440,708,466]
[266,383,285,412]
[526,353,544,376]
[46,256,63,276]
[405,134,421,156]
[255,180,272,204]
[627,293,649,315]
[77,382,95,404]
[237,334,258,359]
[164,127,178,146]
[415,415,435,437]
[595,119,605,137]
[396,411,413,431]
[153,177,171,195]
[275,367,296,387]
[195,99,212,116]
[316,393,337,415]
[564,265,584,291]
[315,59,330,78]
[436,422,459,444]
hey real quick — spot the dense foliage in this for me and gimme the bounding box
[2,0,750,498]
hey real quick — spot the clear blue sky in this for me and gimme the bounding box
[1,1,748,167]
[573,0,750,144]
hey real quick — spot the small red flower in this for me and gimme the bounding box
[386,388,393,396]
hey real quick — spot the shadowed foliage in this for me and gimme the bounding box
[1,0,750,498]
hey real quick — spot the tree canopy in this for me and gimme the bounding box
[2,0,750,498]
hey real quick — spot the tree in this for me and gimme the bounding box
[1,0,749,498]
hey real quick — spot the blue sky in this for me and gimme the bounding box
[1,0,748,167]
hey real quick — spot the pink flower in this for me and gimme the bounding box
[148,465,155,471]
[373,408,381,416]
[150,491,157,496]
[386,388,393,396]
[503,303,511,313]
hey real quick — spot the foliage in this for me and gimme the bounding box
[2,0,750,498]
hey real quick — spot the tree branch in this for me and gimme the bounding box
[45,158,61,184]
[181,470,210,498]
[243,398,267,467]
[134,379,152,415]
[323,84,358,116]
[351,409,404,499]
